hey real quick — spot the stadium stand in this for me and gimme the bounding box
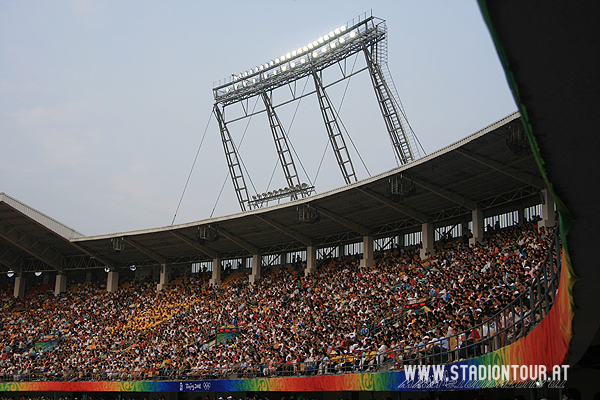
[0,219,557,382]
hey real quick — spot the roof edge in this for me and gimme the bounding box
[0,193,85,239]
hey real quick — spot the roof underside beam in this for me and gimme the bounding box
[411,176,478,210]
[456,148,545,189]
[0,221,65,271]
[217,227,260,255]
[123,238,166,264]
[67,242,118,270]
[0,245,23,270]
[169,231,220,259]
[358,188,429,223]
[311,205,371,236]
[255,215,313,246]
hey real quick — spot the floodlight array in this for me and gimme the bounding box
[213,15,386,105]
[249,183,315,209]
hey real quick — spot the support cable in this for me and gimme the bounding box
[171,111,213,225]
[265,76,313,192]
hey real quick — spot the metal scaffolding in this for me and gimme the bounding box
[212,12,423,211]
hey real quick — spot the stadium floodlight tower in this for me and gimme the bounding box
[213,11,422,212]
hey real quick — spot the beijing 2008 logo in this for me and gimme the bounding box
[203,382,211,391]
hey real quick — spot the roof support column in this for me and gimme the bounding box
[210,258,222,287]
[540,188,556,229]
[55,273,66,296]
[470,209,484,246]
[249,254,261,284]
[157,263,168,292]
[13,273,25,298]
[304,246,316,277]
[107,270,119,293]
[420,223,435,259]
[517,205,525,226]
[360,236,374,268]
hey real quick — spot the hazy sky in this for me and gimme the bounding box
[0,1,517,236]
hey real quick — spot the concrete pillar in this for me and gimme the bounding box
[85,270,93,283]
[14,274,25,298]
[469,209,484,246]
[360,236,374,268]
[249,254,261,284]
[54,273,67,296]
[420,223,435,259]
[42,273,49,285]
[280,252,286,268]
[540,189,556,229]
[210,258,222,286]
[304,246,316,277]
[397,234,404,251]
[107,270,119,293]
[156,263,168,291]
[338,243,345,259]
[517,206,525,226]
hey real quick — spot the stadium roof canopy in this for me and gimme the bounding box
[1,111,545,274]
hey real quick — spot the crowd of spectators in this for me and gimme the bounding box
[0,219,556,382]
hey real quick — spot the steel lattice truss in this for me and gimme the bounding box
[212,12,423,212]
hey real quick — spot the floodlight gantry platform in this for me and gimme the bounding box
[213,11,422,212]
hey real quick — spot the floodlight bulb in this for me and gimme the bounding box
[297,48,302,54]
[312,51,318,58]
[233,76,238,81]
[35,271,42,277]
[225,87,230,92]
[264,73,268,79]
[303,46,308,52]
[273,69,278,75]
[324,34,330,40]
[334,28,341,35]
[312,40,318,47]
[290,62,296,68]
[281,65,287,71]
[340,25,347,31]
[330,42,336,49]
[300,58,306,63]
[318,37,324,43]
[239,74,243,78]
[259,65,264,71]
[130,265,136,271]
[104,267,110,273]
[281,55,286,60]
[291,50,297,56]
[243,81,247,87]
[244,71,248,76]
[308,43,314,49]
[252,78,256,83]
[286,52,291,58]
[321,47,327,53]
[7,270,14,278]
[270,61,274,66]
[234,84,239,89]
[255,67,259,72]
[275,58,280,63]
[350,31,357,38]
[339,37,346,44]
